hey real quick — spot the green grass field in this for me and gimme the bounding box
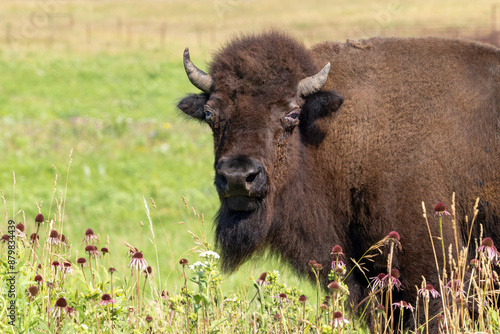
[1,0,499,314]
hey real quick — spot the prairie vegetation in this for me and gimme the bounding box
[1,0,499,332]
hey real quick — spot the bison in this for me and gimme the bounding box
[178,30,500,326]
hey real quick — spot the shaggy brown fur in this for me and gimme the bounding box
[178,31,500,328]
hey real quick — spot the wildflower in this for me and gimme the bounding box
[145,315,153,323]
[382,268,402,290]
[320,302,328,310]
[470,258,481,269]
[199,250,220,259]
[332,261,347,275]
[15,223,25,237]
[30,233,39,244]
[331,245,343,261]
[109,267,116,274]
[35,213,44,224]
[478,237,499,263]
[419,283,441,299]
[101,247,109,255]
[1,234,9,243]
[99,293,115,305]
[386,230,402,250]
[328,281,341,291]
[332,311,349,328]
[66,307,75,317]
[256,272,269,286]
[308,260,318,266]
[273,313,281,321]
[144,266,153,277]
[47,230,59,245]
[129,252,148,271]
[77,257,87,268]
[298,295,307,303]
[52,297,68,318]
[392,300,414,311]
[51,261,61,270]
[446,278,465,298]
[370,273,387,291]
[27,286,39,297]
[433,202,450,216]
[16,222,25,233]
[179,258,188,265]
[189,261,205,271]
[63,261,74,275]
[84,228,98,244]
[59,234,67,246]
[161,290,169,300]
[85,245,100,257]
[313,263,323,270]
[375,304,385,313]
[34,275,43,284]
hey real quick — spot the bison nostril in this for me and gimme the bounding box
[246,171,259,183]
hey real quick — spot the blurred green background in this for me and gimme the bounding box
[0,0,497,292]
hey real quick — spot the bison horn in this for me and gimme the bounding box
[297,63,331,97]
[183,47,213,93]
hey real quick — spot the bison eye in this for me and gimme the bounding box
[289,112,299,119]
[204,107,214,121]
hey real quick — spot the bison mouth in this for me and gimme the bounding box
[223,195,262,212]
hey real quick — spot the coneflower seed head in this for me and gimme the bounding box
[55,297,67,308]
[35,214,44,223]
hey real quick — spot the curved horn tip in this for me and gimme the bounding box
[183,47,190,58]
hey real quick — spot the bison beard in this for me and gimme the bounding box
[215,199,271,272]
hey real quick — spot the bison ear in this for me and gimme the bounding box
[177,93,210,121]
[299,91,343,146]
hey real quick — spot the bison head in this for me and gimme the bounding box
[178,32,343,272]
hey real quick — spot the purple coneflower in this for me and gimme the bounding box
[1,234,9,243]
[34,275,43,284]
[35,214,44,224]
[51,297,68,318]
[298,295,307,303]
[392,300,414,311]
[47,230,59,245]
[63,261,74,275]
[30,233,39,244]
[418,283,441,299]
[382,268,402,290]
[129,252,148,271]
[15,222,25,237]
[332,311,349,328]
[59,234,67,246]
[27,285,39,297]
[446,278,465,298]
[370,273,387,291]
[84,228,99,244]
[478,237,499,263]
[434,202,451,216]
[77,257,87,268]
[85,245,100,258]
[99,293,115,305]
[256,272,269,286]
